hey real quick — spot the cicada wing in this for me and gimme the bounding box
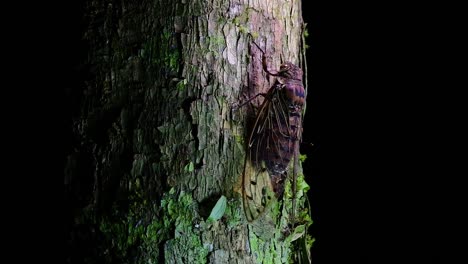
[260,88,297,196]
[242,158,274,222]
[242,96,275,222]
[242,87,294,221]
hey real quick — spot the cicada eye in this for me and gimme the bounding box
[280,64,290,72]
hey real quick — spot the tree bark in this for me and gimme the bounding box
[65,0,311,263]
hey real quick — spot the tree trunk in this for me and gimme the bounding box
[65,0,311,263]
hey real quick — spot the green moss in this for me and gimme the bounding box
[285,165,314,261]
[217,16,227,24]
[168,51,180,71]
[99,187,219,263]
[299,154,307,162]
[141,32,181,78]
[229,8,255,36]
[233,8,250,25]
[302,23,311,53]
[184,161,194,172]
[176,80,186,91]
[235,134,244,144]
[245,158,314,263]
[238,24,249,34]
[97,185,220,263]
[207,35,226,52]
[250,31,259,39]
[160,189,210,262]
[98,202,166,263]
[224,198,243,228]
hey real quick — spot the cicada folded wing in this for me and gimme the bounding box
[242,83,298,221]
[241,38,306,222]
[242,157,274,222]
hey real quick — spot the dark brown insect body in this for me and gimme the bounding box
[249,62,305,196]
[242,42,305,221]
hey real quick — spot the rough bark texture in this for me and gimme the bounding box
[65,0,311,263]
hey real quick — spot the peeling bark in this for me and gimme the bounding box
[65,0,311,263]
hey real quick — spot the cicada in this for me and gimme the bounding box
[242,40,306,222]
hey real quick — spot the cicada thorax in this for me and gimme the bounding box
[243,59,305,221]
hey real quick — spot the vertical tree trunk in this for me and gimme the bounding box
[65,0,311,263]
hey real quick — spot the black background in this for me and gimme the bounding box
[300,1,462,263]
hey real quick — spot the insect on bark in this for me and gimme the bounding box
[241,38,306,222]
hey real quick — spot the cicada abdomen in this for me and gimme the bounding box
[242,41,305,222]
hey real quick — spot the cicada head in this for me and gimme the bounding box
[279,62,303,82]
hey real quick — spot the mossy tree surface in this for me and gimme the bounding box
[65,0,311,263]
